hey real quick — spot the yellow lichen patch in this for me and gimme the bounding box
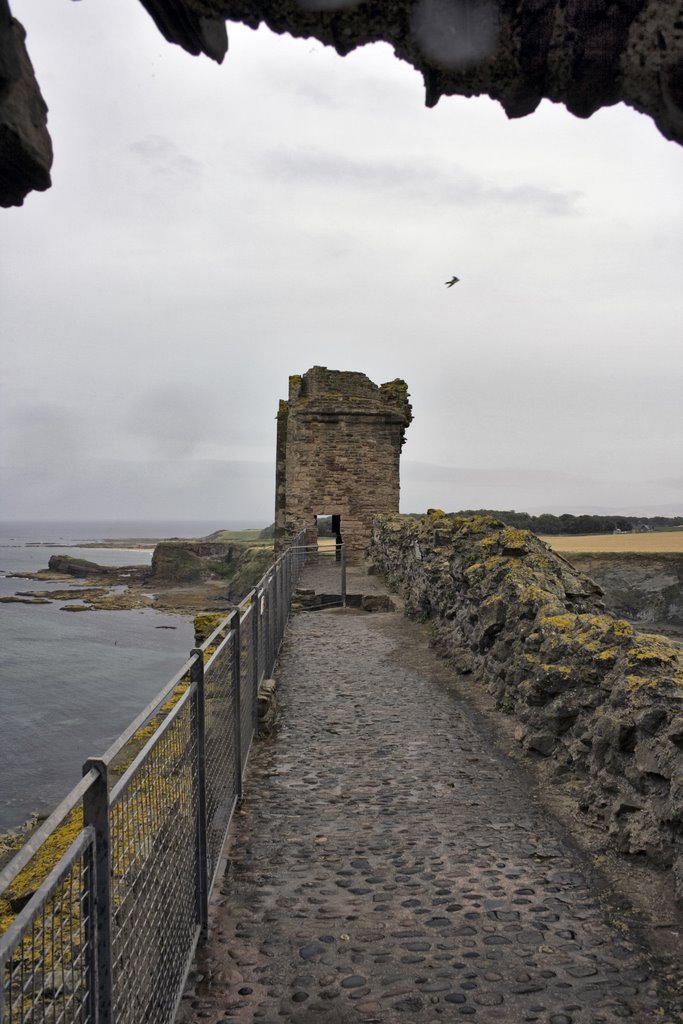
[453,515,501,537]
[518,583,548,602]
[542,664,572,674]
[0,807,83,935]
[194,612,228,645]
[628,634,679,668]
[540,613,578,633]
[612,619,635,639]
[596,647,619,663]
[501,526,529,552]
[628,673,658,689]
[483,556,506,571]
[427,508,446,519]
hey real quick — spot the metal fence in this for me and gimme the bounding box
[0,532,307,1024]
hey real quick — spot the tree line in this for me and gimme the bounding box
[453,510,683,536]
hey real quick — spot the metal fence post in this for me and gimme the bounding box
[341,544,347,607]
[82,757,113,1024]
[263,585,271,678]
[250,590,259,728]
[231,611,243,803]
[269,575,277,674]
[279,559,285,639]
[275,561,281,644]
[190,649,209,940]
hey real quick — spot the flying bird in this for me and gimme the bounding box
[445,276,460,287]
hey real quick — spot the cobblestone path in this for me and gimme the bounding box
[177,600,682,1024]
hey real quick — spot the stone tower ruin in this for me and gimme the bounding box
[274,367,412,562]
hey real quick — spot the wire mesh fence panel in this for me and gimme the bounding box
[203,635,237,888]
[109,691,198,1024]
[239,606,255,771]
[266,574,276,677]
[0,830,94,1024]
[0,533,309,1024]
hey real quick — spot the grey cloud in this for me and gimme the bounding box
[403,462,582,486]
[129,135,203,180]
[1,407,86,468]
[0,460,274,521]
[264,147,581,214]
[400,461,682,517]
[644,475,683,491]
[124,385,220,459]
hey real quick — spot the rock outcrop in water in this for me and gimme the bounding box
[10,538,274,613]
[47,555,130,578]
[369,511,683,902]
[151,539,274,600]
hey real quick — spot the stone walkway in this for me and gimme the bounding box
[177,570,682,1024]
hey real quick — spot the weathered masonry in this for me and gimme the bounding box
[274,367,412,562]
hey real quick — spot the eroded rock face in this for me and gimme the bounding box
[369,511,683,901]
[0,1,52,207]
[567,552,683,630]
[151,538,274,598]
[2,0,682,207]
[139,0,683,142]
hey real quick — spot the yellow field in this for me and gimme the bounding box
[539,531,683,554]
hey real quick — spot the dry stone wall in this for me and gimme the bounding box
[369,511,683,902]
[275,367,412,562]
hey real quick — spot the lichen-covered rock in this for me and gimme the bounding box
[257,678,278,735]
[151,543,209,582]
[47,554,119,577]
[152,539,275,602]
[193,612,228,645]
[369,511,683,899]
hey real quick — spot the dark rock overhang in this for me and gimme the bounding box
[2,0,682,208]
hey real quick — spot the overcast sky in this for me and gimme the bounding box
[2,0,682,523]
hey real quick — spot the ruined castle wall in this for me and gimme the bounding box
[275,367,411,561]
[369,511,683,903]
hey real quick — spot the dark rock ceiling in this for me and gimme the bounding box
[1,0,682,207]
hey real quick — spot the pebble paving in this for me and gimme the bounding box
[177,572,682,1024]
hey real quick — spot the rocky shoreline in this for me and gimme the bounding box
[3,565,232,615]
[2,533,275,616]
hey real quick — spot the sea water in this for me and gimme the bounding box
[0,520,265,831]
